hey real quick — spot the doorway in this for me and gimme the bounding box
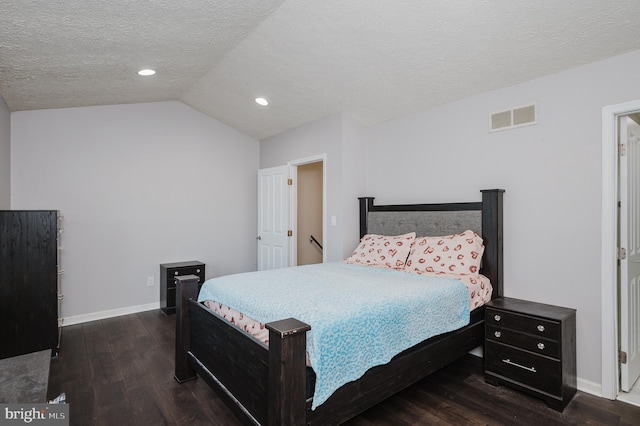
[257,155,326,270]
[289,154,326,266]
[601,101,640,406]
[618,114,640,405]
[296,162,323,265]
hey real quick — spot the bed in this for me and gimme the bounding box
[174,189,504,425]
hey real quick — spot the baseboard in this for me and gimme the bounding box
[62,302,161,326]
[577,377,603,398]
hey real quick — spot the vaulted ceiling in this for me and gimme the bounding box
[2,1,640,140]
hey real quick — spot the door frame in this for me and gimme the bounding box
[601,99,640,400]
[288,154,327,266]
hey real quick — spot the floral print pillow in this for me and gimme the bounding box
[405,230,484,276]
[345,232,416,269]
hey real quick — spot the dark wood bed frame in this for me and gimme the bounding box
[175,189,504,426]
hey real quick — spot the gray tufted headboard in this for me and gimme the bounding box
[358,189,504,298]
[366,210,482,238]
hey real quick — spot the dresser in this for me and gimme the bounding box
[160,261,205,314]
[484,297,576,411]
[0,211,62,359]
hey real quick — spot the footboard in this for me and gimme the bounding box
[174,275,310,425]
[308,309,485,425]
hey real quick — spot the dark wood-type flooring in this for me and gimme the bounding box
[47,310,640,425]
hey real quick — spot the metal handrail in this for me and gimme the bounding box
[309,235,323,251]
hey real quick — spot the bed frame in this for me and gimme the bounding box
[175,189,504,426]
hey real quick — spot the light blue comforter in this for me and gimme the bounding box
[197,262,469,409]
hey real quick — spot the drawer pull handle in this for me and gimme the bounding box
[494,314,501,322]
[537,342,545,350]
[494,331,501,338]
[537,324,545,332]
[196,269,200,273]
[174,271,179,275]
[502,358,537,373]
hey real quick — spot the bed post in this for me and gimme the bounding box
[265,318,311,426]
[480,189,505,298]
[358,197,375,238]
[174,274,199,383]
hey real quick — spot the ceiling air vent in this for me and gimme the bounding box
[490,104,537,132]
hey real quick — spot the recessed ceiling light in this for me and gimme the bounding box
[137,69,156,76]
[255,97,269,106]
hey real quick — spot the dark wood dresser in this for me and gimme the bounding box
[484,297,577,411]
[160,261,205,314]
[0,210,62,359]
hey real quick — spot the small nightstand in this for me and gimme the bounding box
[160,261,205,315]
[484,297,576,411]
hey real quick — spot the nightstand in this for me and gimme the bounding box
[160,261,205,314]
[484,297,576,411]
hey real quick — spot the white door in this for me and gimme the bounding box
[620,116,640,392]
[257,166,291,271]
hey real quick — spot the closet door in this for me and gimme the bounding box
[0,211,58,359]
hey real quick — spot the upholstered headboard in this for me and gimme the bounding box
[366,210,482,238]
[358,189,504,298]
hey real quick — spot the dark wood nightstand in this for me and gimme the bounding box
[160,261,205,315]
[484,297,577,411]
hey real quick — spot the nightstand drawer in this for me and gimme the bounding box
[166,266,205,288]
[486,325,560,358]
[486,341,561,396]
[486,308,560,341]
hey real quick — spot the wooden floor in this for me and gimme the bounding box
[48,310,640,425]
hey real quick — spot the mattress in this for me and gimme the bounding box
[197,262,492,409]
[202,272,492,349]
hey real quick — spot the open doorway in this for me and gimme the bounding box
[617,114,640,406]
[289,154,326,267]
[296,162,323,265]
[601,101,640,407]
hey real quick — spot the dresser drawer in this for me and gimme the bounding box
[485,341,561,396]
[486,325,560,358]
[486,308,560,341]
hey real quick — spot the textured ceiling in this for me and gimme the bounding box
[2,1,640,140]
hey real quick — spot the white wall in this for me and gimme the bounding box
[0,96,10,209]
[260,112,368,262]
[365,49,640,389]
[341,112,368,255]
[11,101,259,320]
